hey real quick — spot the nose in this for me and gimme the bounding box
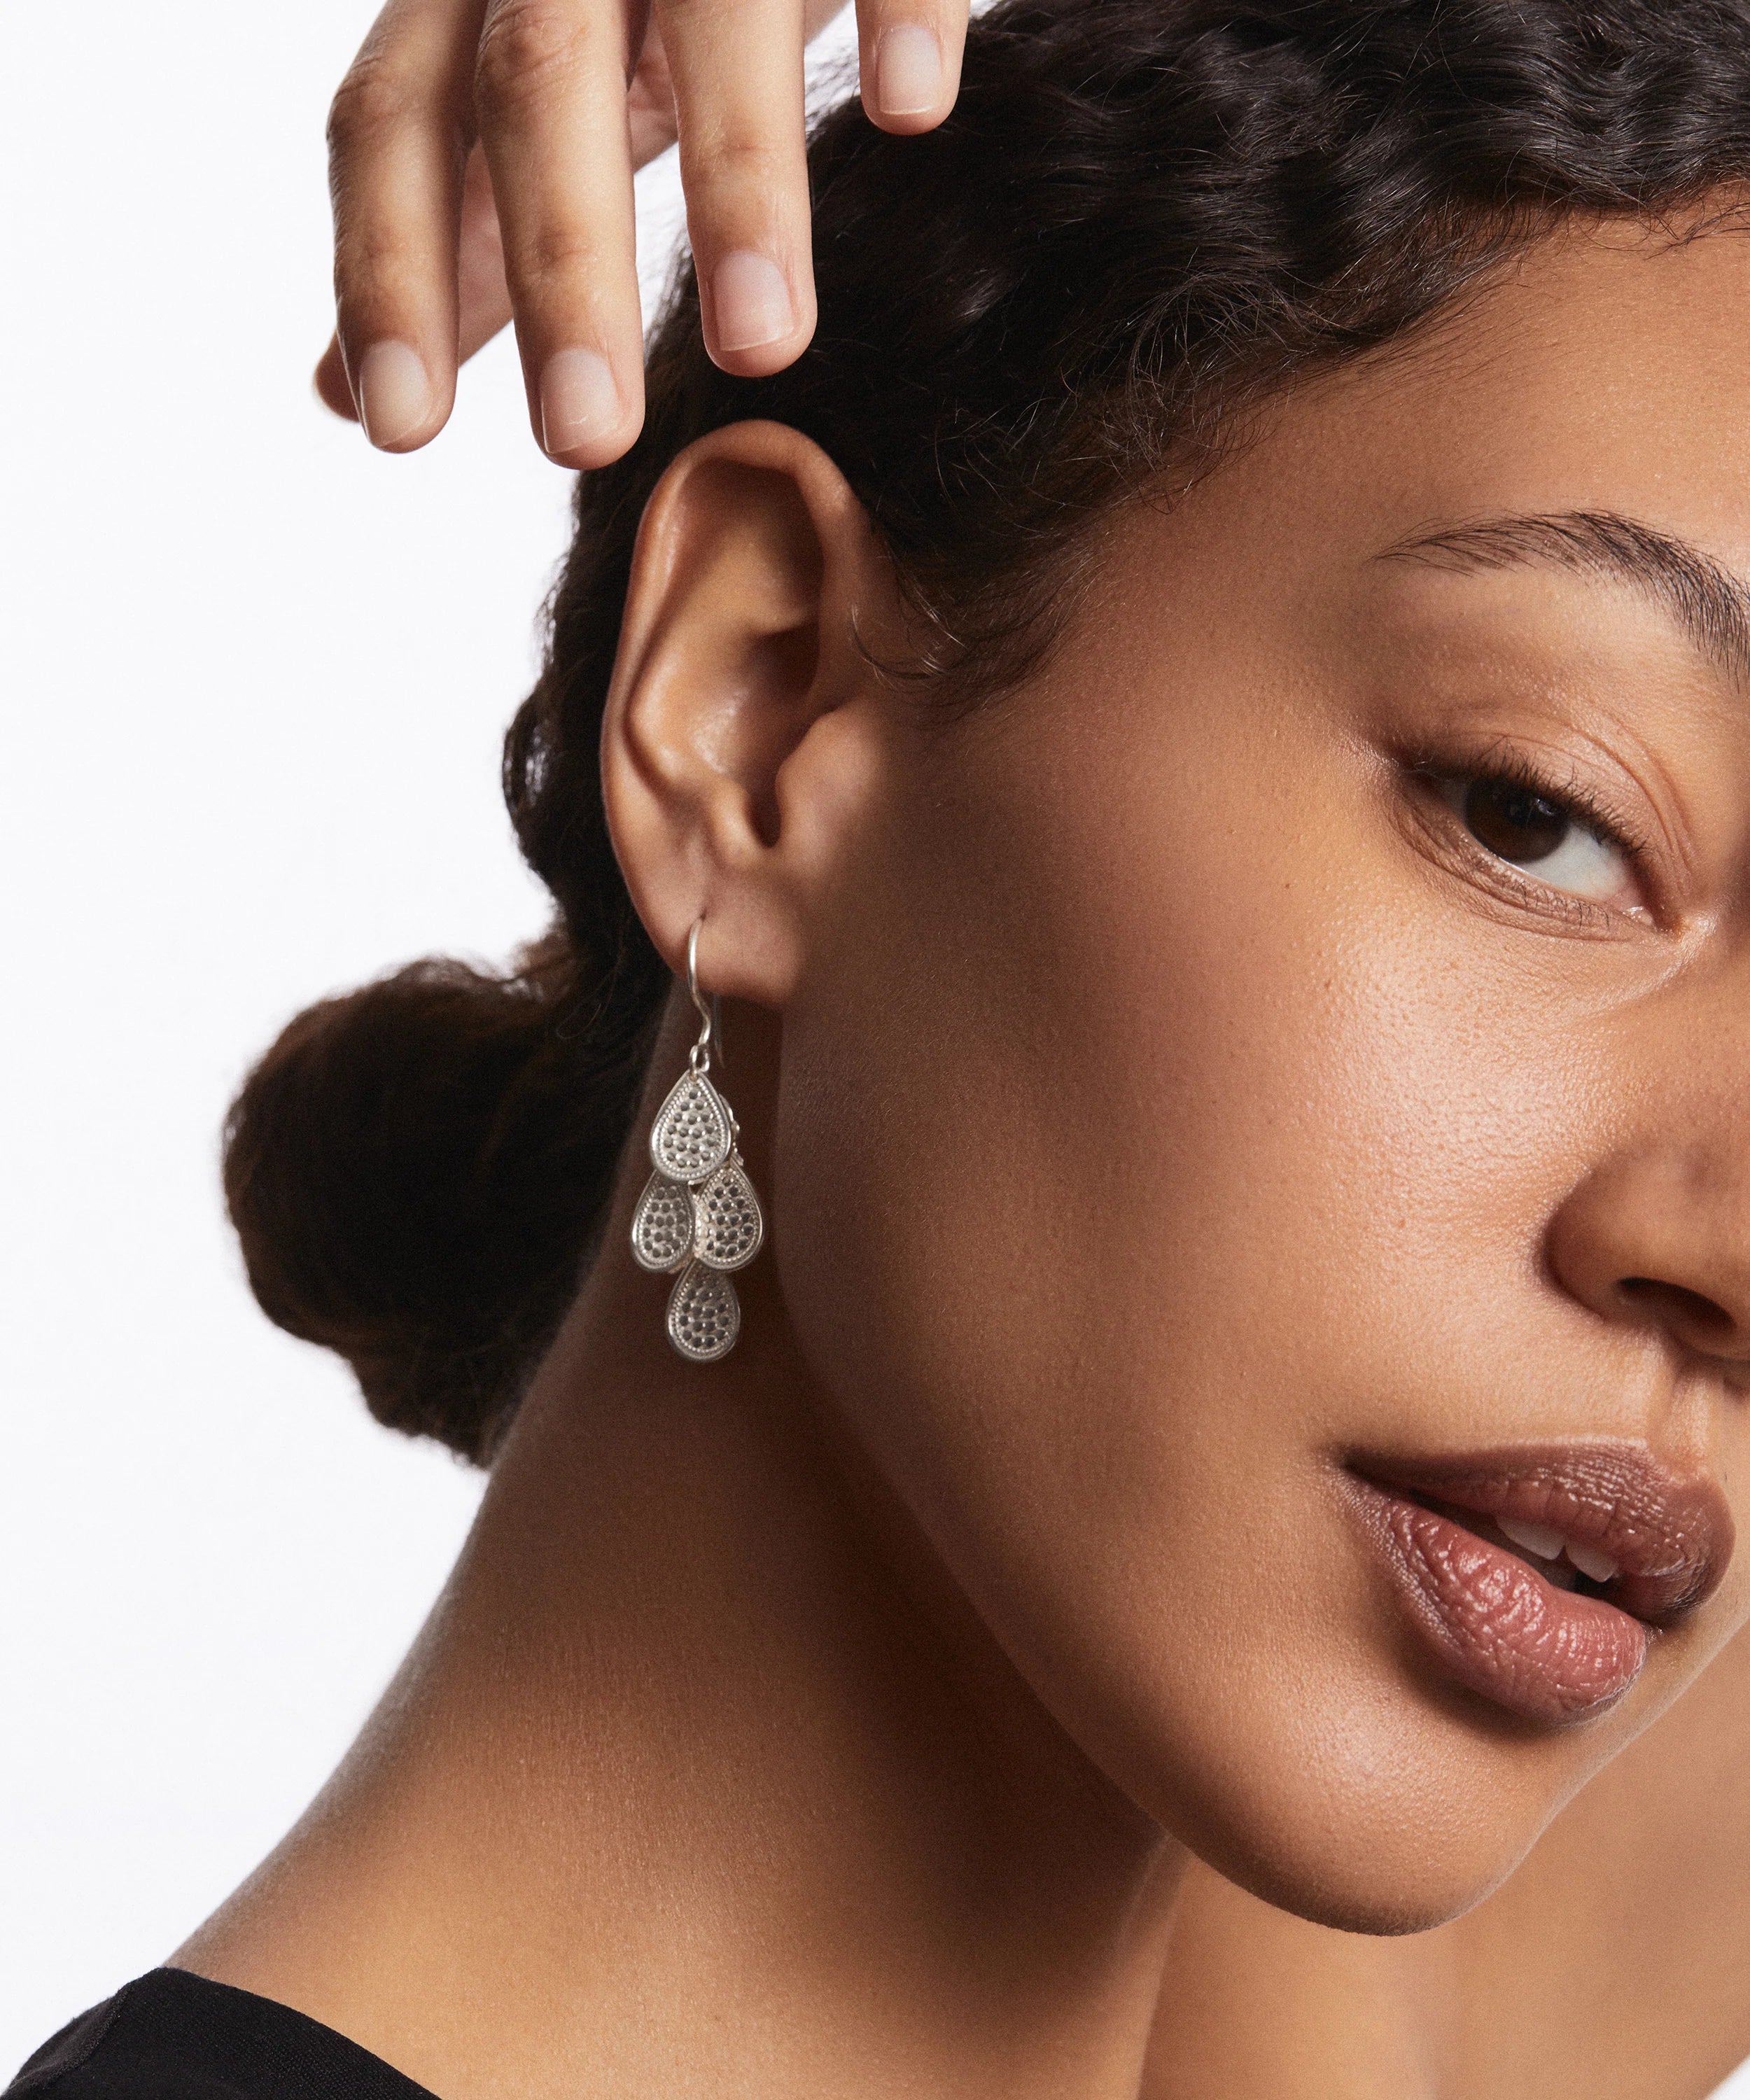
[1548,1146,1750,1369]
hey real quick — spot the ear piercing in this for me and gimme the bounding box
[629,920,764,1361]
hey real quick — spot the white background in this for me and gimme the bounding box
[0,0,850,2068]
[6,6,1749,2096]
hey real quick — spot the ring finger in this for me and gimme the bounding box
[855,0,968,134]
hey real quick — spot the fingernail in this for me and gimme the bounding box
[875,23,944,115]
[713,251,796,354]
[540,348,621,456]
[355,341,430,448]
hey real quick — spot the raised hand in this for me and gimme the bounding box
[314,0,970,466]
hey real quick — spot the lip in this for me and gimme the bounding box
[1345,1444,1732,1728]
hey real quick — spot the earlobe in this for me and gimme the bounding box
[601,419,892,1006]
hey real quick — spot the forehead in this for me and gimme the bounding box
[1250,218,1750,559]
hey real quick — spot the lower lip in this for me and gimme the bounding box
[1350,1479,1648,1726]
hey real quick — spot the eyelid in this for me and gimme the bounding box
[1403,745,1658,928]
[1413,743,1649,864]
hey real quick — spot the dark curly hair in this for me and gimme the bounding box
[225,0,1750,1462]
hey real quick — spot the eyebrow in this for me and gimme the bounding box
[1377,510,1750,686]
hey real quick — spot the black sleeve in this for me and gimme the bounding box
[6,1972,438,2100]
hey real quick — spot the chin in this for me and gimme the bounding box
[1121,1653,1605,1940]
[1175,1799,1544,1940]
[1214,1837,1529,1940]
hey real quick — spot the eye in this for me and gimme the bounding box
[1439,774,1635,906]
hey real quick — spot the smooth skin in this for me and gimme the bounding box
[1149,1620,1750,2100]
[317,0,969,464]
[192,220,1750,2098]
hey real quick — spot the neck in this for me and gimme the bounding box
[180,1082,1184,2100]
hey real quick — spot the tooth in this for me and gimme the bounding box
[1498,1516,1566,1560]
[1565,1541,1620,1584]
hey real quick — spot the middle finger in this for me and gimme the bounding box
[474,0,650,464]
[656,0,816,377]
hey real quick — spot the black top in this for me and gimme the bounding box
[6,1972,436,2100]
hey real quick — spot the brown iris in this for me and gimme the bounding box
[1462,778,1569,865]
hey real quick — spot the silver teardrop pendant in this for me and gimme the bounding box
[666,1261,741,1362]
[692,1156,764,1271]
[650,1070,732,1184]
[630,1171,696,1273]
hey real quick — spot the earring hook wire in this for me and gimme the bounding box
[685,918,720,1074]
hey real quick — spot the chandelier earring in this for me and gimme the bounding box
[629,919,765,1362]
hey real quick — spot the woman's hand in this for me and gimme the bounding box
[315,0,969,467]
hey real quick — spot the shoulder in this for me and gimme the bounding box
[6,1971,438,2100]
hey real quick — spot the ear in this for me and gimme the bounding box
[601,419,895,1005]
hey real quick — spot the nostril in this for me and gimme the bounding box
[1619,1277,1738,1350]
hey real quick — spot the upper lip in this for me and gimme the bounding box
[1350,1442,1733,1625]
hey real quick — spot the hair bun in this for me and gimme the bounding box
[223,932,637,1464]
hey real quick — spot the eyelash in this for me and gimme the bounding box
[1406,744,1651,925]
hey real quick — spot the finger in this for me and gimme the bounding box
[314,335,358,422]
[855,0,967,134]
[314,144,506,420]
[454,141,514,363]
[657,0,816,379]
[626,8,680,167]
[326,0,488,451]
[625,0,839,168]
[473,0,648,468]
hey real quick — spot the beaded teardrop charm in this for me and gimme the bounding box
[635,921,764,1362]
[666,1261,741,1362]
[630,1171,695,1273]
[649,1070,732,1184]
[693,1157,764,1271]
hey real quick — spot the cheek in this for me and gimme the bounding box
[769,676,1635,1922]
[777,681,1595,1500]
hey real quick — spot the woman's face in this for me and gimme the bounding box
[771,221,1750,1930]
